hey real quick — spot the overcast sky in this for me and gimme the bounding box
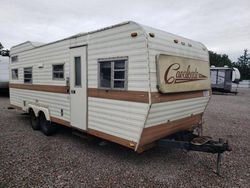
[1,0,249,61]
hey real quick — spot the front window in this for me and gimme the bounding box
[11,69,18,80]
[98,57,128,90]
[11,56,18,63]
[24,67,32,83]
[52,64,64,80]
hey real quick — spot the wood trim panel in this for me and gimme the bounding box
[9,83,69,94]
[9,84,205,103]
[10,104,23,111]
[50,116,71,127]
[151,91,204,103]
[88,88,205,103]
[88,128,136,149]
[139,114,202,147]
[88,88,149,103]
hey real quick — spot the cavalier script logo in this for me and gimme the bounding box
[164,63,207,84]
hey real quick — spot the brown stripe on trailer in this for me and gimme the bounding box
[10,104,23,111]
[9,83,69,94]
[50,116,71,127]
[88,88,205,103]
[151,91,204,103]
[88,88,149,103]
[9,84,206,103]
[88,128,137,149]
[138,114,202,150]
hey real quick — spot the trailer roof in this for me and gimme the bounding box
[10,21,207,55]
[11,21,131,51]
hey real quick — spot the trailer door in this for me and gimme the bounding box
[69,46,87,130]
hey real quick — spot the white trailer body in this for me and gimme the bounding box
[210,66,241,93]
[0,56,9,90]
[9,21,211,152]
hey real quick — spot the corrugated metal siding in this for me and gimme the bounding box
[10,40,71,86]
[87,23,148,91]
[139,25,211,130]
[9,22,211,144]
[10,88,70,121]
[9,22,149,143]
[88,97,149,142]
[10,22,148,90]
[0,57,9,83]
[145,96,209,127]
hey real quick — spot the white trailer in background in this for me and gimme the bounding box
[210,66,241,94]
[9,21,212,152]
[0,56,9,92]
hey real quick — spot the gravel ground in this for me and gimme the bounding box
[0,89,250,187]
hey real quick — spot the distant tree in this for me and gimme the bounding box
[0,42,9,57]
[0,42,3,50]
[237,49,250,66]
[209,51,232,67]
[233,49,250,80]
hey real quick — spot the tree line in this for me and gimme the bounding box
[209,49,250,80]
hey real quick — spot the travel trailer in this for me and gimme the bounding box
[0,56,9,92]
[210,66,240,94]
[9,21,212,152]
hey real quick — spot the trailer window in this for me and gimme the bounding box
[24,67,32,83]
[99,62,111,88]
[98,57,128,90]
[11,69,18,80]
[52,64,64,80]
[11,56,18,63]
[74,57,81,86]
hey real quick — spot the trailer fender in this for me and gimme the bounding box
[27,104,51,121]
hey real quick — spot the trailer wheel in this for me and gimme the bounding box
[29,109,40,130]
[39,112,56,136]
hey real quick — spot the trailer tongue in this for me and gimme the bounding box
[158,131,231,175]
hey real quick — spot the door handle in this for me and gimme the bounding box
[71,90,76,94]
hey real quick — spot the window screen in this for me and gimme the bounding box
[12,69,18,80]
[74,57,81,86]
[100,62,111,88]
[11,56,18,63]
[24,67,32,83]
[113,60,126,89]
[53,64,64,79]
[98,57,128,90]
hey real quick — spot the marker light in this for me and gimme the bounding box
[149,33,155,38]
[131,32,138,37]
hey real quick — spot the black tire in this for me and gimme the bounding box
[39,113,56,136]
[29,109,40,130]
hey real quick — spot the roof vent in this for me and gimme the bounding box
[131,32,138,37]
[149,33,155,38]
[174,39,179,43]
